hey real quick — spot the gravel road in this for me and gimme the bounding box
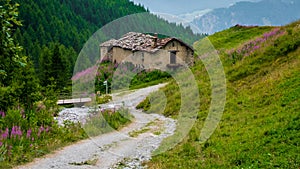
[16,84,176,169]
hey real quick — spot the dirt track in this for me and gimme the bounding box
[16,84,176,169]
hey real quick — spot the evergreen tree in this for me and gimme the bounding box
[39,46,53,87]
[39,43,71,92]
[51,43,70,91]
[0,0,39,111]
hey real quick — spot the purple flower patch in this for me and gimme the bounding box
[1,128,9,140]
[26,129,32,139]
[227,27,286,60]
[11,126,22,139]
[0,111,5,118]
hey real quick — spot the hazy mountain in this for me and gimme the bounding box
[153,9,211,34]
[179,9,212,23]
[130,0,260,15]
[193,0,300,34]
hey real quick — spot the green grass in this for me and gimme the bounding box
[142,21,300,168]
[129,70,171,90]
[84,107,133,137]
[128,119,164,137]
[95,62,171,94]
[96,94,112,104]
[129,78,169,90]
[204,25,274,50]
[129,127,150,137]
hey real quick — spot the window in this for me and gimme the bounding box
[141,52,144,63]
[170,51,177,64]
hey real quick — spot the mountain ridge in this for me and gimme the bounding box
[192,0,300,34]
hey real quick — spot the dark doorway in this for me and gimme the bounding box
[170,50,177,64]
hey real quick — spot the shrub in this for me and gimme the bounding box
[96,94,112,104]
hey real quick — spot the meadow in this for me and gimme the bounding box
[138,22,300,168]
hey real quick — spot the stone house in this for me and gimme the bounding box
[100,32,194,70]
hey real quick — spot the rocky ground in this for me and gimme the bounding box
[16,84,176,169]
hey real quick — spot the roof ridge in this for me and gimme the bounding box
[100,32,193,53]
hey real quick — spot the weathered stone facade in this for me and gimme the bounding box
[100,32,194,70]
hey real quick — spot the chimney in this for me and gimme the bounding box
[152,33,158,48]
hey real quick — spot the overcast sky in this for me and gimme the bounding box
[130,0,261,14]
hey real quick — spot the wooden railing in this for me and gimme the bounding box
[57,92,92,105]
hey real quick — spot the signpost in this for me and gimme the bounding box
[103,80,108,95]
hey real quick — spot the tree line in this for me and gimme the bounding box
[3,0,205,107]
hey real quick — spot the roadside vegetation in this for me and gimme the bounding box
[0,2,84,167]
[129,70,171,90]
[138,22,300,168]
[84,107,133,137]
[92,61,171,94]
[0,109,87,168]
[0,1,138,168]
[96,94,112,104]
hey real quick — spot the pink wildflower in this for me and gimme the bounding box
[11,126,22,138]
[38,126,45,137]
[0,111,5,118]
[26,129,32,139]
[1,128,9,139]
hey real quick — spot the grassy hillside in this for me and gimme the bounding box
[139,21,300,168]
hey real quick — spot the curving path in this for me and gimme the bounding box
[16,84,176,169]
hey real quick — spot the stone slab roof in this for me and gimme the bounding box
[100,32,193,53]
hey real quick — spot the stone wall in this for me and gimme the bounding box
[100,39,194,69]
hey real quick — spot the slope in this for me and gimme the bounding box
[138,21,300,168]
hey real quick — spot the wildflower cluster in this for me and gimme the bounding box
[227,28,286,62]
[10,126,22,139]
[71,65,98,81]
[0,111,5,118]
[0,109,52,161]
